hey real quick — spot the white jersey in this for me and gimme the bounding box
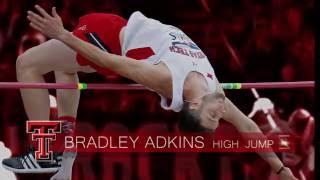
[122,11,217,112]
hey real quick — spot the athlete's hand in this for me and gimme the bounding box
[279,167,299,180]
[27,5,68,40]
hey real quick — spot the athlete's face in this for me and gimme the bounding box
[195,94,226,131]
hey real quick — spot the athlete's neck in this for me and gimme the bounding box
[183,72,211,102]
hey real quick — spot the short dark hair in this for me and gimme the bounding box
[178,102,212,132]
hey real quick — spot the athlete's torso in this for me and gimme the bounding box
[122,11,217,112]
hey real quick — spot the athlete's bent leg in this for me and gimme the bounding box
[54,71,80,117]
[2,39,93,174]
[16,39,92,120]
[52,71,79,180]
[16,54,50,120]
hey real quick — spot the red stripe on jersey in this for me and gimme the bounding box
[126,47,155,60]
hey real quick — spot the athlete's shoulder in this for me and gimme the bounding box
[129,11,144,16]
[127,11,147,20]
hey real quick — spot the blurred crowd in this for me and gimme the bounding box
[0,0,314,116]
[0,0,315,180]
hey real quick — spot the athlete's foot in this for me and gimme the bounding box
[2,148,62,173]
[50,168,72,180]
[50,152,76,180]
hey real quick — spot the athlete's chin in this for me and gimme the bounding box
[201,123,218,132]
[208,122,219,131]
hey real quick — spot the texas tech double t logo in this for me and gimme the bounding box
[26,121,62,161]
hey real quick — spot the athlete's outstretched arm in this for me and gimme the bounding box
[222,98,298,180]
[27,5,166,94]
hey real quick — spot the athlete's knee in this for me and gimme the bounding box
[55,71,79,83]
[16,52,43,79]
[16,53,34,75]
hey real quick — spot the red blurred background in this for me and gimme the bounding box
[0,0,314,180]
